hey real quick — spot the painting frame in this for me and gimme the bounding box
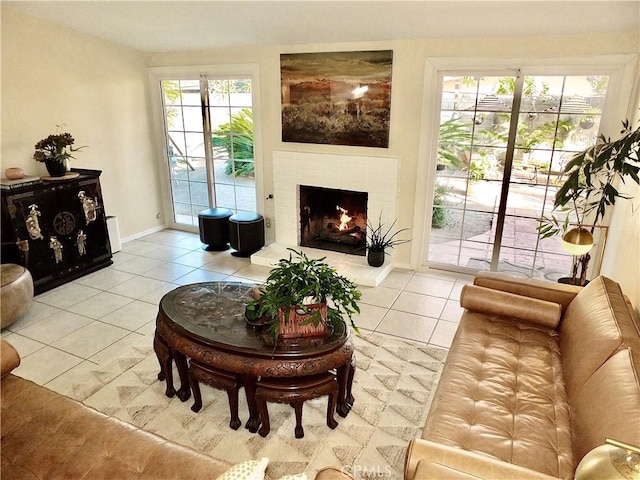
[280,50,393,148]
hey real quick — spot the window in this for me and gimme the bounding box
[427,71,610,280]
[160,76,256,227]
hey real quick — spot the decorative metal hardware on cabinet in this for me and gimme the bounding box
[78,191,98,223]
[49,236,63,263]
[26,204,43,240]
[1,169,113,294]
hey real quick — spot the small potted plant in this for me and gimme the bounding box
[246,249,361,339]
[365,214,411,267]
[33,130,86,177]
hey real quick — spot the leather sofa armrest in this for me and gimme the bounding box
[1,340,20,378]
[474,271,581,311]
[460,285,562,329]
[405,439,560,480]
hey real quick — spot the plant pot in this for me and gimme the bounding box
[44,159,67,177]
[367,249,385,267]
[278,302,327,338]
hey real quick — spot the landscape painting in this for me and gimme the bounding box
[280,50,393,148]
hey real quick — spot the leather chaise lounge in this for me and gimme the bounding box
[405,273,640,479]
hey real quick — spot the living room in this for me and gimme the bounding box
[1,2,640,479]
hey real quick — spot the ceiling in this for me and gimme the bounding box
[4,1,639,53]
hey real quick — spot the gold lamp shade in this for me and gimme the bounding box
[575,440,640,480]
[562,227,594,256]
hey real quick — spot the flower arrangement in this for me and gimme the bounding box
[33,132,85,163]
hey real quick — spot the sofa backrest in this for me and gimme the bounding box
[559,276,640,463]
[568,348,640,463]
[559,276,640,399]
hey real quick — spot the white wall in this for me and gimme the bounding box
[148,32,639,269]
[601,83,640,313]
[2,7,638,302]
[1,8,164,238]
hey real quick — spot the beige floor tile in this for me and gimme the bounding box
[142,245,195,262]
[14,346,83,385]
[440,299,464,323]
[6,302,62,332]
[36,283,102,309]
[140,230,191,246]
[17,310,93,344]
[0,333,46,357]
[142,262,196,282]
[375,309,437,344]
[174,268,228,285]
[113,256,166,275]
[429,320,460,348]
[138,283,181,305]
[100,300,159,331]
[391,291,447,318]
[68,291,133,319]
[173,235,205,250]
[359,285,401,309]
[73,268,136,290]
[232,264,272,283]
[108,276,171,299]
[52,321,130,358]
[172,250,218,268]
[404,275,455,298]
[202,255,251,275]
[380,270,413,290]
[352,303,387,331]
[120,240,165,256]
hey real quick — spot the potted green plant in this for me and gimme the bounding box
[365,214,411,267]
[246,249,361,339]
[537,119,640,284]
[33,131,86,177]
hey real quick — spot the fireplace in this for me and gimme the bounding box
[299,186,368,255]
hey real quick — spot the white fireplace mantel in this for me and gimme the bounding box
[251,151,400,286]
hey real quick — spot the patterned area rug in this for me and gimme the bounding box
[49,332,446,480]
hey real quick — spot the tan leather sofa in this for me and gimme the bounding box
[1,340,354,480]
[405,273,640,480]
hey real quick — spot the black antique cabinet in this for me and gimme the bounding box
[1,169,112,294]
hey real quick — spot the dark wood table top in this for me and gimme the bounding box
[158,281,349,358]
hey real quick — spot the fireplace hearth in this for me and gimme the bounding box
[299,186,367,255]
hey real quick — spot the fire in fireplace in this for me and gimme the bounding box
[299,185,368,255]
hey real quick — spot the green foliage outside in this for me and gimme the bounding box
[211,108,255,177]
[431,184,450,228]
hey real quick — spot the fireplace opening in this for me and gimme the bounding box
[299,186,368,256]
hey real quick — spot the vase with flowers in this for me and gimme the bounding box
[33,132,86,177]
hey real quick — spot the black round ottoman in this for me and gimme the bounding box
[228,212,265,257]
[198,208,233,251]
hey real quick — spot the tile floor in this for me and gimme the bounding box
[1,229,473,389]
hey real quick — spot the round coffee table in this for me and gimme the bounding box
[154,281,355,433]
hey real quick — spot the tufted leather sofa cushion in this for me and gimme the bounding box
[1,373,231,479]
[422,310,574,479]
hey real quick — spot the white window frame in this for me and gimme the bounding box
[411,54,639,271]
[149,64,263,231]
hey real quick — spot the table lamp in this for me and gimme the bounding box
[575,438,640,480]
[562,226,594,256]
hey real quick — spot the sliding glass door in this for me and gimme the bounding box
[428,72,609,279]
[160,77,256,227]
